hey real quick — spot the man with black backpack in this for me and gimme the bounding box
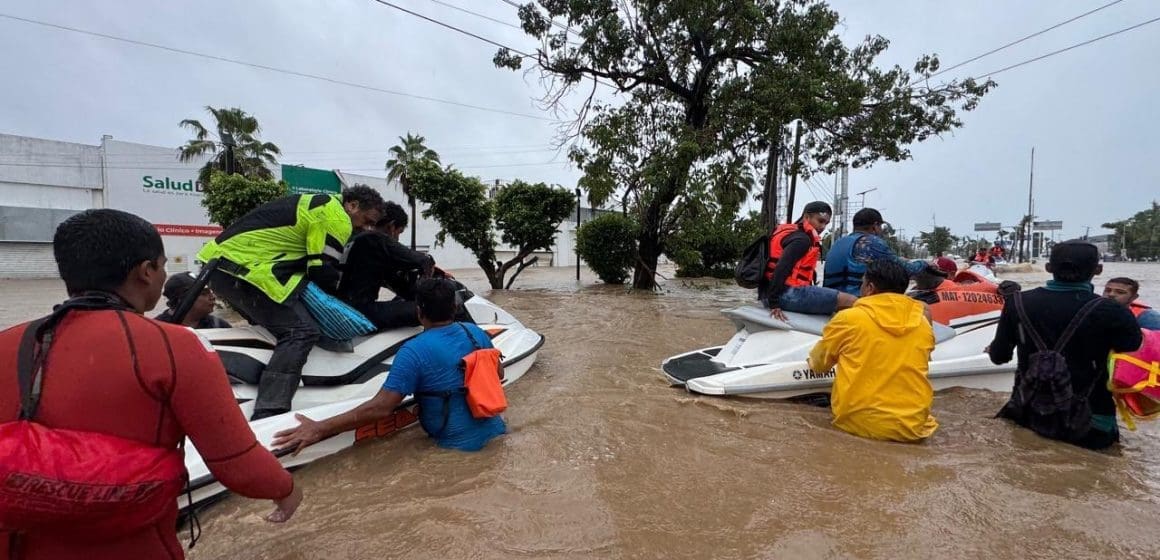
[988,241,1142,450]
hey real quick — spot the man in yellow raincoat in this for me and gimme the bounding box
[808,259,938,442]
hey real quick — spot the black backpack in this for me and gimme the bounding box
[1006,293,1105,440]
[735,234,770,290]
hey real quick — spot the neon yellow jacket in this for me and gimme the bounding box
[197,194,353,303]
[808,292,938,442]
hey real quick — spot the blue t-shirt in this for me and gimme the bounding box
[382,322,506,451]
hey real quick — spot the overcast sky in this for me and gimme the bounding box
[1,0,1157,241]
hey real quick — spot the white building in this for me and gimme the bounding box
[0,132,582,278]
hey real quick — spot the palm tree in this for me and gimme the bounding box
[178,106,281,186]
[385,133,441,249]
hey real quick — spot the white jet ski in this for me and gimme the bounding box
[174,264,544,513]
[663,306,1010,398]
[664,262,1013,400]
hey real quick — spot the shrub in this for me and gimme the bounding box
[667,211,763,278]
[201,171,289,227]
[576,213,637,284]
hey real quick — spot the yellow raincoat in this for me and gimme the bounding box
[808,292,938,442]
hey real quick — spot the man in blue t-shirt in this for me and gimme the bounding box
[272,279,506,453]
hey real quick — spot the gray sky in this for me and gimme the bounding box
[1,0,1156,242]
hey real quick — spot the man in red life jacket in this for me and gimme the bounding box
[1104,277,1160,330]
[763,201,857,322]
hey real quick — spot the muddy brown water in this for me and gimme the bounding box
[3,263,1160,559]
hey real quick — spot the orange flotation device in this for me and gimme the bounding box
[1109,329,1160,430]
[928,278,1005,325]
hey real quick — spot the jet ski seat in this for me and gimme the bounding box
[722,306,956,343]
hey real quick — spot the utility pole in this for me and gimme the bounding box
[1024,147,1035,263]
[761,132,780,229]
[220,131,237,175]
[786,121,803,221]
[575,187,582,282]
[838,166,849,237]
[855,187,877,210]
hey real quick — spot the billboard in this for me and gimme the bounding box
[102,139,291,270]
[102,139,217,237]
[974,222,1002,232]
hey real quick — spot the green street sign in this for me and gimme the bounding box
[281,164,341,194]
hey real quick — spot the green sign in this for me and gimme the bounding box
[281,164,341,194]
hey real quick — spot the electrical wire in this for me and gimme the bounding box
[423,0,523,30]
[0,12,557,122]
[370,0,532,57]
[972,14,1160,79]
[927,0,1125,80]
[497,0,576,37]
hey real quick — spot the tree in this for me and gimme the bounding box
[919,226,956,256]
[409,162,575,289]
[881,223,915,258]
[667,207,763,278]
[201,171,289,227]
[498,0,993,290]
[385,133,441,250]
[576,213,638,284]
[1013,214,1033,262]
[1103,201,1160,260]
[179,106,281,186]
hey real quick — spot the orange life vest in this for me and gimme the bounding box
[1130,301,1152,318]
[928,279,1004,325]
[764,222,820,288]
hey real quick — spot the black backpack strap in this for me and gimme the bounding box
[16,317,49,420]
[1054,297,1105,352]
[1012,292,1049,353]
[458,322,482,351]
[414,389,467,439]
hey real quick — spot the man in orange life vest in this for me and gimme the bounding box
[1103,277,1160,330]
[763,201,858,322]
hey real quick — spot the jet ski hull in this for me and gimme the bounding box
[663,306,1013,399]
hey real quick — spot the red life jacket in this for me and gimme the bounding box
[0,297,187,542]
[1130,301,1152,318]
[764,223,820,288]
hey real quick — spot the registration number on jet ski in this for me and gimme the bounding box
[354,405,420,443]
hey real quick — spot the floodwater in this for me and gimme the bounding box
[2,263,1160,559]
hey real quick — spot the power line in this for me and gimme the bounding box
[973,14,1160,79]
[497,0,576,37]
[0,159,568,171]
[382,0,611,89]
[927,0,1125,80]
[423,0,522,30]
[0,12,557,122]
[370,0,531,57]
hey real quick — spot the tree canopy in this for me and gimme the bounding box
[386,133,441,249]
[919,226,956,256]
[200,171,288,228]
[498,0,994,289]
[409,161,576,289]
[178,106,280,186]
[1103,201,1160,260]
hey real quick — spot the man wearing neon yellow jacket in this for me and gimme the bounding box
[198,186,383,420]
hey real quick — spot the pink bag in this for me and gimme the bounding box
[1109,329,1160,429]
